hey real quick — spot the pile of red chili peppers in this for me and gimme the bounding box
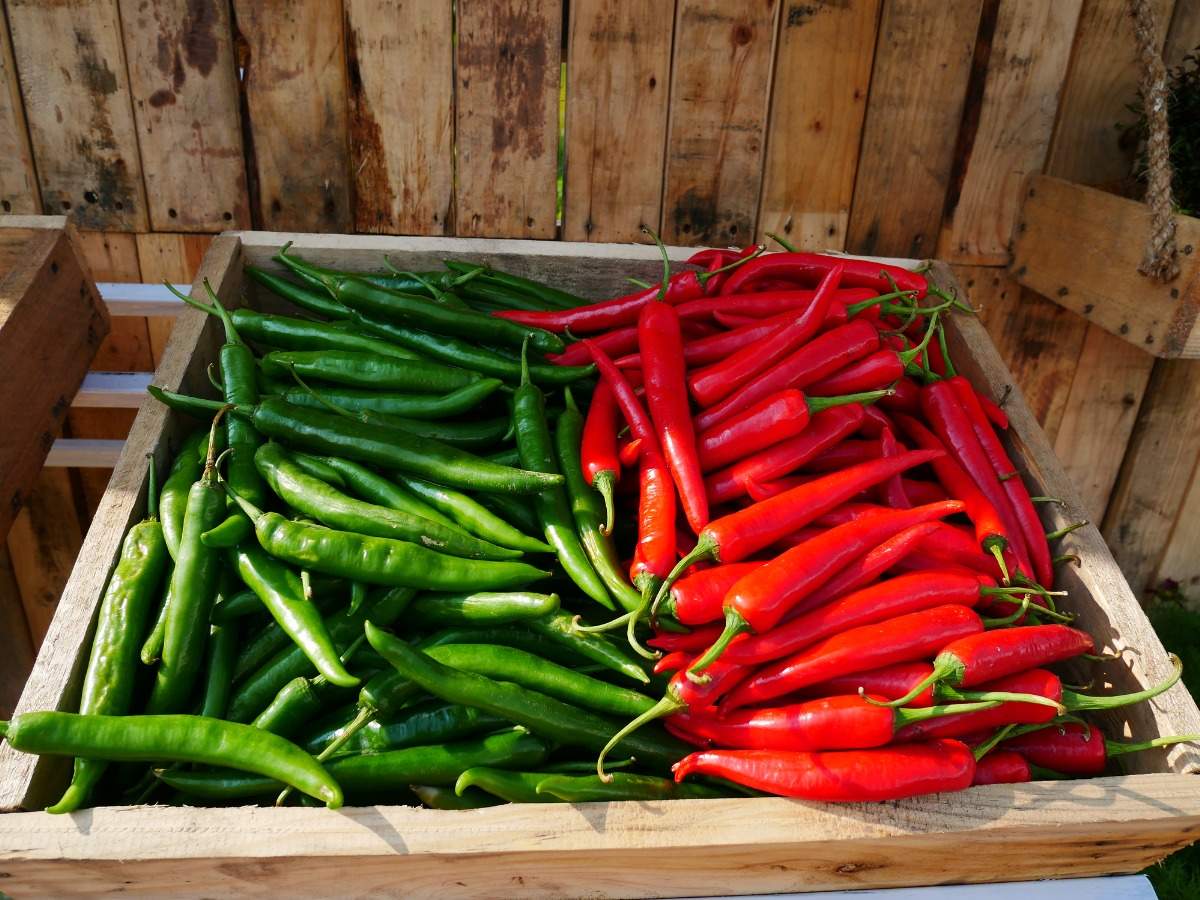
[517,237,1197,802]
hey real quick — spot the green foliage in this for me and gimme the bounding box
[1128,48,1200,216]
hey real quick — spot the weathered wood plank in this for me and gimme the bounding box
[135,233,214,366]
[456,0,562,239]
[1156,450,1200,594]
[344,0,453,235]
[756,0,879,251]
[0,544,34,717]
[6,0,148,230]
[232,0,352,232]
[0,1,40,214]
[845,0,982,258]
[937,0,1082,265]
[119,0,250,232]
[660,0,779,247]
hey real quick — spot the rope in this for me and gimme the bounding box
[1127,0,1179,282]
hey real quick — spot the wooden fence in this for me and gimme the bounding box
[0,0,1198,713]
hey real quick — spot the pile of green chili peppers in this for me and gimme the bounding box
[1,249,743,812]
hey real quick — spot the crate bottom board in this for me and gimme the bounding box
[2,776,1200,897]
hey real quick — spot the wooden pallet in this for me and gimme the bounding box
[2,234,1198,898]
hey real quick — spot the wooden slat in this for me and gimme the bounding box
[6,0,147,231]
[1165,0,1200,67]
[1,780,1200,897]
[659,0,779,248]
[937,0,1082,265]
[1156,450,1200,593]
[755,0,879,250]
[44,440,126,469]
[232,0,352,233]
[119,0,250,232]
[1103,359,1200,597]
[344,0,454,235]
[456,0,562,239]
[0,544,34,718]
[135,233,214,366]
[0,1,39,214]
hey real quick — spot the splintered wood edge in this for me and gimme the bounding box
[933,261,1200,775]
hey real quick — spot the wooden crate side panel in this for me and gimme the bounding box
[344,0,454,235]
[456,0,561,239]
[119,0,250,232]
[937,0,1082,265]
[659,0,779,248]
[6,0,148,230]
[232,0,352,233]
[1156,449,1200,593]
[0,543,34,718]
[0,235,243,813]
[0,1,40,214]
[756,0,878,251]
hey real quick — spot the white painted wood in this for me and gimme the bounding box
[71,371,151,408]
[96,281,188,317]
[680,875,1157,899]
[43,439,125,468]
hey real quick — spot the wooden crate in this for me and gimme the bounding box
[2,233,1199,898]
[1010,175,1200,359]
[0,216,109,539]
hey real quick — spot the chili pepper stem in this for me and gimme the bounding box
[1046,521,1088,541]
[625,582,660,662]
[972,724,1020,760]
[1063,654,1183,711]
[938,684,1066,713]
[1054,554,1082,567]
[571,611,634,634]
[593,470,616,536]
[985,540,1012,585]
[597,694,683,781]
[649,540,716,624]
[766,232,797,252]
[686,609,751,682]
[893,700,1004,729]
[1105,733,1200,758]
[868,662,954,709]
[980,597,1033,628]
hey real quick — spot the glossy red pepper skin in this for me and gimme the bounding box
[972,750,1031,785]
[798,521,944,611]
[705,406,865,505]
[803,439,882,473]
[639,300,707,534]
[550,326,639,367]
[723,501,966,636]
[580,379,621,525]
[1001,723,1106,775]
[807,349,905,398]
[649,623,724,653]
[880,376,922,414]
[721,570,998,666]
[675,695,902,752]
[687,265,842,407]
[654,649,692,676]
[934,625,1095,689]
[695,319,881,432]
[659,562,762,626]
[791,661,937,707]
[495,273,704,333]
[720,252,928,299]
[978,392,1010,430]
[894,669,1063,741]
[673,286,872,323]
[673,739,974,802]
[696,390,812,472]
[878,427,910,508]
[723,605,983,710]
[631,450,677,587]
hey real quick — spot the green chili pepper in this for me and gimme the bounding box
[345,410,510,450]
[420,626,596,668]
[276,379,502,421]
[455,767,558,803]
[513,348,612,610]
[406,591,559,628]
[485,447,522,467]
[261,349,479,393]
[314,456,460,531]
[555,387,642,614]
[46,459,169,814]
[365,624,686,768]
[412,783,502,809]
[534,772,727,802]
[150,388,561,496]
[442,260,582,310]
[527,611,650,684]
[156,729,547,801]
[277,248,564,355]
[199,622,239,719]
[315,701,507,755]
[145,416,229,714]
[230,306,421,361]
[286,451,348,488]
[244,265,352,319]
[255,443,519,561]
[231,542,359,687]
[210,589,266,624]
[476,493,543,538]
[2,712,341,808]
[160,430,207,560]
[252,672,362,739]
[454,279,557,313]
[393,474,551,554]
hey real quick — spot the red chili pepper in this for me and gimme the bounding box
[811,504,992,573]
[877,427,910,509]
[705,406,865,505]
[893,412,1018,581]
[947,375,1052,588]
[798,521,945,611]
[639,299,707,534]
[653,649,692,676]
[656,561,763,627]
[892,479,949,507]
[972,750,1031,785]
[720,569,1032,667]
[883,625,1095,708]
[803,439,882,473]
[692,501,967,677]
[859,404,894,437]
[699,245,760,295]
[585,341,658,450]
[630,449,677,598]
[978,392,1009,430]
[673,739,974,801]
[722,605,983,710]
[695,319,882,433]
[721,252,928,299]
[880,376,922,413]
[1000,722,1200,776]
[649,621,725,653]
[495,273,705,333]
[807,349,904,397]
[696,388,889,473]
[791,661,937,707]
[549,326,639,368]
[617,434,641,468]
[686,248,740,269]
[580,378,621,535]
[920,382,1033,580]
[689,265,844,407]
[892,669,1065,741]
[674,286,874,323]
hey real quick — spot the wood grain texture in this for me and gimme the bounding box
[119,0,250,232]
[456,0,562,239]
[0,1,40,214]
[1165,0,1200,67]
[660,0,779,247]
[2,777,1200,897]
[756,0,878,251]
[0,544,34,717]
[345,0,453,235]
[6,0,147,230]
[135,232,214,366]
[937,0,1082,265]
[233,0,352,232]
[845,0,982,258]
[1156,452,1200,593]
